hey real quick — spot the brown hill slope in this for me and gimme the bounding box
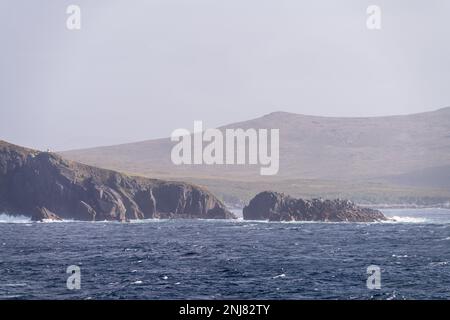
[61,108,450,206]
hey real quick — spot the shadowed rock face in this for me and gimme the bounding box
[0,141,235,221]
[243,191,387,222]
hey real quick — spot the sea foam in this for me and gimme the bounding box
[388,216,427,223]
[0,213,31,224]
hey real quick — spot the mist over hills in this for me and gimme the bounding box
[61,107,450,206]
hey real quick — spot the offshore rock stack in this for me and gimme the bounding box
[243,191,387,222]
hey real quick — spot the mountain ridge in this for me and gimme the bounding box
[60,107,450,206]
[59,107,450,153]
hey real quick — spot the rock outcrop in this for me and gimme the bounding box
[243,191,387,222]
[0,140,235,221]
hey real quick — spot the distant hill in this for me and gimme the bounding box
[61,107,450,206]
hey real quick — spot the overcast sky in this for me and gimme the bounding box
[1,0,449,151]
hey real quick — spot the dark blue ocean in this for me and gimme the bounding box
[0,209,449,300]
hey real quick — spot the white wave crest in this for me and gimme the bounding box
[0,213,31,223]
[40,218,75,223]
[388,216,427,223]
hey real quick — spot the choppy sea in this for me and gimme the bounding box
[0,209,449,299]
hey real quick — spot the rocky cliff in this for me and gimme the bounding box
[0,141,235,221]
[243,191,387,222]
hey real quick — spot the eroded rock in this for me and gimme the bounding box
[0,140,235,221]
[243,191,387,222]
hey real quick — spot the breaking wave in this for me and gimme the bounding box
[387,216,428,223]
[0,213,31,224]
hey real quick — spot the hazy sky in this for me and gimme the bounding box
[1,0,450,151]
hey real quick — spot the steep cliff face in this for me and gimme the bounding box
[243,191,387,222]
[0,141,235,221]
